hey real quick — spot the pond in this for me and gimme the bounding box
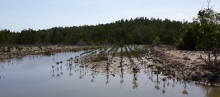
[0,50,219,97]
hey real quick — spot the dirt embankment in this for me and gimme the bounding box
[152,45,205,66]
[151,45,220,86]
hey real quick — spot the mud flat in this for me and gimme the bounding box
[151,45,220,86]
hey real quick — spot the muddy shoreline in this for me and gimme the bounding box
[151,45,220,86]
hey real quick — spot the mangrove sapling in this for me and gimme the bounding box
[154,70,161,83]
[56,67,60,77]
[182,89,188,95]
[119,46,124,68]
[51,70,55,77]
[200,48,220,70]
[120,59,124,85]
[105,63,110,86]
[59,61,63,68]
[162,78,166,94]
[51,65,55,77]
[111,46,119,58]
[60,64,63,75]
[56,62,59,69]
[125,46,133,64]
[132,73,138,89]
[181,77,189,95]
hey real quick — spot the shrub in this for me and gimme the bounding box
[175,37,185,50]
[152,36,160,46]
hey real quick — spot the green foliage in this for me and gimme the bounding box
[152,36,160,46]
[177,2,220,50]
[0,17,182,45]
[175,37,184,50]
[117,40,124,47]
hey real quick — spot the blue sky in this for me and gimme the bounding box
[0,0,220,32]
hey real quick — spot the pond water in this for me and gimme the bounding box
[0,51,219,97]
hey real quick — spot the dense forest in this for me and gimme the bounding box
[0,17,182,45]
[0,6,219,50]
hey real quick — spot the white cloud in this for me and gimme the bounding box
[174,13,188,21]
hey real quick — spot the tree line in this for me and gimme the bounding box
[0,17,182,45]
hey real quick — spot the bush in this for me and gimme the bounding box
[175,37,185,50]
[152,36,160,46]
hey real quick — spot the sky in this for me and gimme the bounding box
[0,0,220,32]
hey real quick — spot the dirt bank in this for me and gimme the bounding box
[151,45,220,86]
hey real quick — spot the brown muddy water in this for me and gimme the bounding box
[0,51,219,97]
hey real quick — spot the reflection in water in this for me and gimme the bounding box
[132,73,138,89]
[0,76,4,80]
[182,81,188,95]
